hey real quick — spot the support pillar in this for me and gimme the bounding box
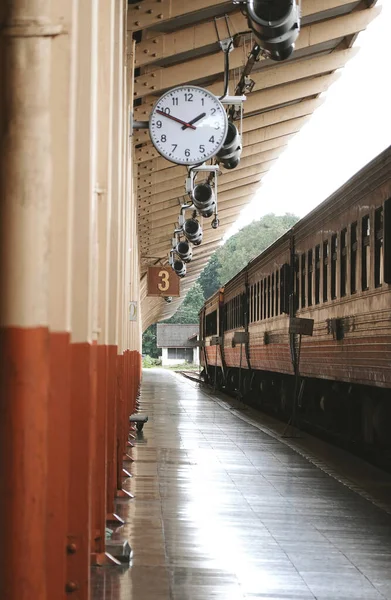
[0,2,54,599]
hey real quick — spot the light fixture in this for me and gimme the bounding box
[172,259,186,278]
[183,218,203,245]
[191,183,216,218]
[216,121,242,169]
[175,240,193,263]
[243,0,300,62]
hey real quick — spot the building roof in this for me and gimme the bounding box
[157,324,199,348]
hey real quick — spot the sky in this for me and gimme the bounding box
[225,0,391,238]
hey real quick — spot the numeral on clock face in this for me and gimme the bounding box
[149,86,228,165]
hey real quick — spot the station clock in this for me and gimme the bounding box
[149,85,228,166]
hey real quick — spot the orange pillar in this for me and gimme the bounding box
[46,333,71,600]
[106,345,121,518]
[0,2,53,598]
[66,0,99,594]
[67,343,97,595]
[0,329,50,600]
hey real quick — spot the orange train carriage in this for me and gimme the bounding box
[199,146,391,445]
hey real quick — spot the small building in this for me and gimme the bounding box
[157,324,199,367]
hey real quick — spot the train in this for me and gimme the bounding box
[199,146,391,446]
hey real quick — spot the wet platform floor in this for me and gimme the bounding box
[92,369,391,600]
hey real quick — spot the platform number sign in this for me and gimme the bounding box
[147,266,180,297]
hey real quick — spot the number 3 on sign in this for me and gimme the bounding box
[157,269,170,292]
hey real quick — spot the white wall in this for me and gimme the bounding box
[161,346,199,367]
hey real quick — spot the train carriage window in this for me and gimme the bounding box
[374,207,383,288]
[249,285,253,323]
[385,198,391,284]
[323,241,328,302]
[253,284,256,322]
[315,245,320,305]
[259,280,263,320]
[205,310,217,336]
[263,278,267,319]
[267,276,271,319]
[331,234,338,299]
[351,222,358,294]
[295,256,299,311]
[301,254,306,308]
[361,215,370,291]
[271,273,275,318]
[275,271,279,316]
[253,283,256,321]
[308,249,313,307]
[257,281,260,321]
[340,229,347,297]
[255,283,257,321]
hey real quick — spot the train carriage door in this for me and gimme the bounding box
[384,198,391,284]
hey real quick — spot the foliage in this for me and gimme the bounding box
[143,213,300,357]
[142,324,161,358]
[217,213,299,285]
[142,355,162,368]
[198,253,220,300]
[164,282,204,324]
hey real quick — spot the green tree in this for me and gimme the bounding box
[165,282,204,324]
[198,252,221,300]
[142,323,161,358]
[143,213,299,355]
[217,213,299,284]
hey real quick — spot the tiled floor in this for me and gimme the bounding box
[92,369,391,599]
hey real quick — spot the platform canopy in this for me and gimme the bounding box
[129,0,380,330]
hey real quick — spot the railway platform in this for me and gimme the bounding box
[92,369,391,600]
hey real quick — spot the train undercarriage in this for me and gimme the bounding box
[201,366,391,462]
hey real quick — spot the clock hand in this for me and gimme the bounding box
[156,109,196,130]
[181,112,206,131]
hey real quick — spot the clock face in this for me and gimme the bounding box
[149,86,228,165]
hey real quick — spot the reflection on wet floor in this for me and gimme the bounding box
[92,369,391,600]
